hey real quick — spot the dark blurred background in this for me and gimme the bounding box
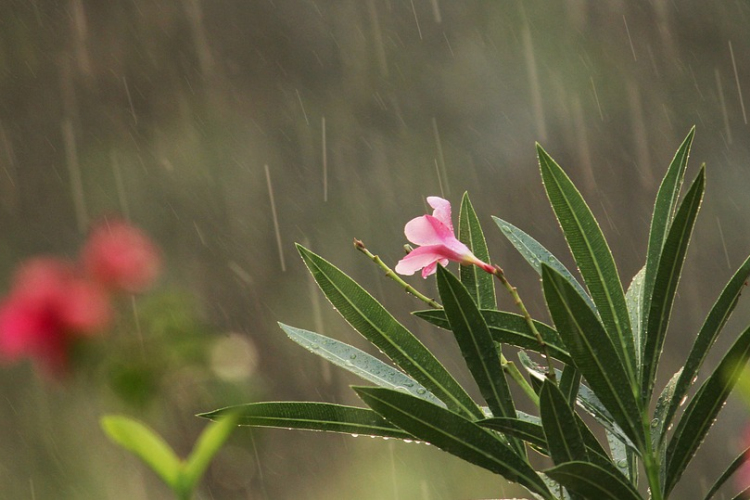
[1,1,750,498]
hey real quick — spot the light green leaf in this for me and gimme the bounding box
[297,245,481,419]
[702,444,750,500]
[545,461,642,500]
[414,309,571,365]
[181,412,239,495]
[493,216,595,312]
[641,167,705,405]
[664,324,750,496]
[652,369,682,452]
[537,144,636,385]
[641,128,695,360]
[459,193,496,309]
[199,402,413,439]
[660,253,750,446]
[436,266,522,455]
[540,380,588,465]
[280,323,445,407]
[101,415,182,490]
[625,266,645,367]
[355,386,554,500]
[542,264,644,450]
[607,431,638,486]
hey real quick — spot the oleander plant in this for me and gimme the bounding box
[203,128,750,499]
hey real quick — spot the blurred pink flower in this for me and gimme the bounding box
[0,258,112,374]
[735,425,750,495]
[82,219,161,294]
[395,196,494,278]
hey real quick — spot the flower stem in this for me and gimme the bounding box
[353,239,442,309]
[492,265,557,383]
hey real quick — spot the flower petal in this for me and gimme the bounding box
[404,214,453,246]
[427,196,453,232]
[395,246,445,276]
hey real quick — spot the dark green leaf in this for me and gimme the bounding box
[414,309,571,365]
[297,245,481,419]
[542,264,644,449]
[641,167,705,405]
[665,324,750,496]
[493,216,596,312]
[459,193,496,309]
[641,128,695,359]
[545,461,642,500]
[560,365,582,408]
[280,323,445,407]
[436,267,522,454]
[661,254,750,446]
[355,386,553,499]
[703,444,750,500]
[478,417,548,450]
[538,144,636,385]
[540,380,588,465]
[199,402,413,439]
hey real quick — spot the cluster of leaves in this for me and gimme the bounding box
[204,129,750,499]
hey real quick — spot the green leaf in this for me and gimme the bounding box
[560,365,582,407]
[478,417,548,451]
[297,245,481,419]
[181,412,239,495]
[641,128,695,358]
[540,380,588,465]
[493,216,595,312]
[641,167,705,405]
[625,266,645,367]
[459,193,496,309]
[664,324,750,496]
[542,264,644,450]
[354,386,554,500]
[545,461,642,500]
[702,444,750,500]
[199,402,413,439]
[414,309,572,365]
[101,415,182,490]
[280,323,445,407]
[652,369,682,452]
[607,431,638,485]
[435,266,522,455]
[661,254,750,446]
[537,144,636,385]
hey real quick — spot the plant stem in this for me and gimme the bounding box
[492,265,557,383]
[502,358,539,406]
[643,448,664,500]
[353,239,442,309]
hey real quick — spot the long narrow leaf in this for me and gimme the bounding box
[652,369,682,451]
[641,128,695,359]
[540,380,588,465]
[181,413,240,495]
[545,461,642,500]
[459,193,497,309]
[661,254,750,445]
[560,365,582,407]
[703,445,750,500]
[607,431,638,486]
[538,144,636,385]
[436,266,522,454]
[280,323,445,407]
[493,216,596,312]
[542,264,644,449]
[478,417,548,450]
[641,167,705,405]
[298,245,482,419]
[355,386,554,499]
[199,402,413,439]
[414,309,572,364]
[665,324,750,496]
[625,266,645,367]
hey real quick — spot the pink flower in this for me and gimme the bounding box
[395,196,494,278]
[0,258,112,374]
[82,219,161,294]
